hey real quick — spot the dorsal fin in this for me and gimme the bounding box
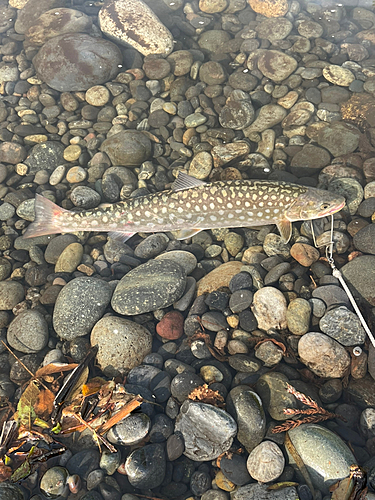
[172,172,207,192]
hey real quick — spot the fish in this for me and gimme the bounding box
[22,173,346,243]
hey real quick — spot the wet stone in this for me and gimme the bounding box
[112,259,186,315]
[155,251,197,275]
[170,372,203,403]
[298,332,350,378]
[287,424,355,494]
[256,372,297,421]
[156,311,184,340]
[0,483,24,500]
[264,262,290,285]
[319,378,342,404]
[323,65,355,87]
[101,130,151,167]
[70,186,101,209]
[233,483,297,500]
[247,441,285,483]
[226,385,265,452]
[340,255,375,307]
[44,234,78,264]
[353,224,375,255]
[312,285,350,309]
[0,281,24,310]
[55,242,83,273]
[175,400,237,461]
[286,298,311,336]
[318,123,361,158]
[7,310,48,354]
[229,272,253,292]
[125,443,166,489]
[33,33,122,92]
[91,316,152,376]
[134,233,169,259]
[24,141,65,174]
[40,466,68,498]
[0,202,16,220]
[53,277,112,341]
[66,449,100,481]
[256,18,293,42]
[107,413,150,446]
[99,0,173,57]
[319,306,366,346]
[219,98,255,130]
[257,50,298,83]
[251,287,287,331]
[229,289,253,314]
[290,243,320,267]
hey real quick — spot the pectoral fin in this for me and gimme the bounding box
[172,228,203,240]
[276,219,292,243]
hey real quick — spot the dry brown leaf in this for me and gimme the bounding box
[17,381,40,429]
[34,389,55,421]
[35,363,78,378]
[0,462,12,482]
[82,377,108,397]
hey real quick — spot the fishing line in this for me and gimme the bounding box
[312,215,375,352]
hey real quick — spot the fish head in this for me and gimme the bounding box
[285,187,346,222]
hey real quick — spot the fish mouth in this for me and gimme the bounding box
[327,198,346,215]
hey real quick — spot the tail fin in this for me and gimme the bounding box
[23,194,69,238]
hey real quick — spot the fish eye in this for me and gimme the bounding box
[320,203,330,210]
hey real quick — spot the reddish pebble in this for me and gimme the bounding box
[156,311,184,340]
[290,243,320,267]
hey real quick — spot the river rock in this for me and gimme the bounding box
[286,298,311,335]
[7,310,48,354]
[91,316,152,375]
[226,385,266,452]
[233,483,298,500]
[53,277,112,340]
[112,259,186,315]
[317,122,361,157]
[100,130,151,166]
[14,0,62,34]
[175,400,237,461]
[125,443,166,489]
[246,441,285,483]
[33,33,122,92]
[319,306,366,346]
[287,424,356,494]
[0,281,25,310]
[256,372,297,421]
[251,286,287,331]
[25,8,93,46]
[298,332,350,378]
[197,261,243,295]
[99,0,173,56]
[244,104,287,135]
[24,141,65,174]
[107,413,151,446]
[340,255,375,306]
[257,50,298,83]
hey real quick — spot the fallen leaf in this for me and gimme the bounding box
[34,389,55,421]
[35,363,78,378]
[0,462,12,482]
[17,381,40,429]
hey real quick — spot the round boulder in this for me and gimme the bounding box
[33,33,122,92]
[91,316,152,376]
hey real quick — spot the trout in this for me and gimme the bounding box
[23,173,345,243]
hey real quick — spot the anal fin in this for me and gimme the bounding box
[276,219,292,243]
[108,231,135,243]
[172,228,203,240]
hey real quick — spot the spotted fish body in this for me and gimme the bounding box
[23,173,345,243]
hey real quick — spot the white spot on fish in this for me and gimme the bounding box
[227,203,233,209]
[228,213,234,219]
[210,203,215,209]
[248,212,254,217]
[91,220,99,226]
[102,216,108,223]
[218,210,224,215]
[274,209,279,214]
[162,207,167,214]
[177,207,183,213]
[145,211,151,217]
[257,212,263,217]
[210,215,217,221]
